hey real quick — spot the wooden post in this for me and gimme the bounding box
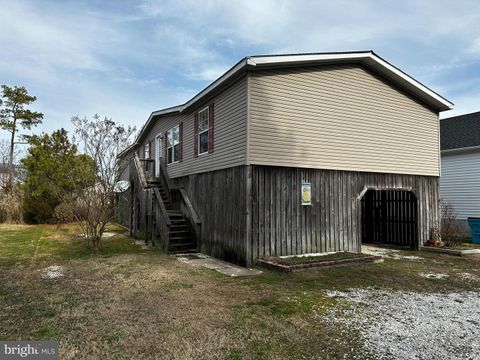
[245,165,252,266]
[129,181,134,237]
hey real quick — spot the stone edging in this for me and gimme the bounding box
[256,255,382,272]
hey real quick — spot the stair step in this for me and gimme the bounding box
[169,243,196,250]
[169,236,192,242]
[170,223,188,228]
[173,248,198,254]
[170,227,189,233]
[170,229,190,234]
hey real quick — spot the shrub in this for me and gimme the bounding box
[440,200,462,248]
[0,187,23,223]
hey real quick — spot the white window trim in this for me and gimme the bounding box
[155,134,162,177]
[167,125,180,164]
[144,142,150,159]
[198,106,209,156]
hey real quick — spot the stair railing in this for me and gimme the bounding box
[153,187,171,252]
[159,158,202,249]
[177,188,202,248]
[132,153,171,250]
[133,154,148,188]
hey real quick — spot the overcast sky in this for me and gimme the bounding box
[1,0,479,142]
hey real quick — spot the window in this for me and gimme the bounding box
[144,142,150,159]
[198,107,209,155]
[167,126,180,164]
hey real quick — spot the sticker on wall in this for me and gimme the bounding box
[301,182,312,206]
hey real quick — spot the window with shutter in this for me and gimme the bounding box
[179,122,183,162]
[198,107,209,155]
[208,103,214,153]
[194,112,199,158]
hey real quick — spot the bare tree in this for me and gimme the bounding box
[0,139,25,223]
[68,114,136,251]
[0,139,24,188]
[440,199,462,248]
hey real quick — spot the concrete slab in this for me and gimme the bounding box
[177,253,262,277]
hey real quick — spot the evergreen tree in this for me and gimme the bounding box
[22,129,95,223]
[0,85,43,190]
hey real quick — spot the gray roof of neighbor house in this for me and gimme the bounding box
[440,111,480,151]
[119,50,454,158]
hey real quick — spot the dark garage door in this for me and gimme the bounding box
[361,189,417,249]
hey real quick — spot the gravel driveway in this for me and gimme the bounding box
[324,288,480,359]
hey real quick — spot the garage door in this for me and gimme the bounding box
[361,189,417,249]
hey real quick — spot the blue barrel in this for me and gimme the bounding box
[467,217,480,244]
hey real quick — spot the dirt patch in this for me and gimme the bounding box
[41,265,64,279]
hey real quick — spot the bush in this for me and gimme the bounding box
[0,188,23,223]
[53,201,76,224]
[440,200,462,248]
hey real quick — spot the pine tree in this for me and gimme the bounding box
[0,85,43,190]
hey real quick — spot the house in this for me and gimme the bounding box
[440,111,480,225]
[117,51,453,266]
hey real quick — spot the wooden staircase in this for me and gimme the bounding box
[131,153,201,254]
[156,183,197,253]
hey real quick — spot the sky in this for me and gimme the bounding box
[0,0,480,143]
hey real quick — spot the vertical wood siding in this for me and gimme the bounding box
[249,65,440,176]
[440,150,480,219]
[173,166,248,265]
[138,77,247,179]
[249,165,439,264]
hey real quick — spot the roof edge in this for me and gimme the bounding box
[441,144,480,154]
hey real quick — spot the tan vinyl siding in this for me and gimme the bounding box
[248,65,440,176]
[139,77,248,178]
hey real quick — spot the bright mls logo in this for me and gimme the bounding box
[0,341,58,359]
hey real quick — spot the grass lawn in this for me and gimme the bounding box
[0,224,479,359]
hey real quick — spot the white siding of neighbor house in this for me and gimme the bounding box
[440,150,480,219]
[138,77,248,178]
[248,64,440,176]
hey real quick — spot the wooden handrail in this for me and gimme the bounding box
[178,188,201,225]
[153,188,171,226]
[133,153,148,188]
[159,158,174,190]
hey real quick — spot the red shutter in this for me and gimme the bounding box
[194,112,199,158]
[208,103,214,153]
[164,131,168,164]
[179,122,183,162]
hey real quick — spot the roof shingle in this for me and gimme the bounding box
[440,111,480,151]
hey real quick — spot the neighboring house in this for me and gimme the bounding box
[440,111,480,222]
[117,51,453,265]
